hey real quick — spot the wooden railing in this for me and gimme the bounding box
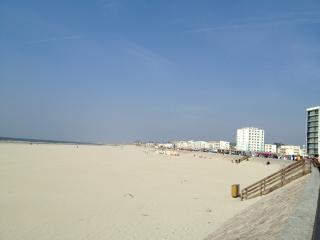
[312,158,320,168]
[241,159,311,200]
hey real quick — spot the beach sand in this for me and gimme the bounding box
[0,143,285,240]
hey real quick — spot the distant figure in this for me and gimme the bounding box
[266,161,270,165]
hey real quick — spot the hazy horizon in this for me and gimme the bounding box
[1,1,320,145]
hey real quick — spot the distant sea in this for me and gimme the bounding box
[0,137,101,145]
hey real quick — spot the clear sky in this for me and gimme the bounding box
[0,0,319,144]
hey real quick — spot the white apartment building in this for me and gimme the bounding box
[174,140,229,151]
[236,127,265,152]
[193,141,210,150]
[174,141,190,150]
[174,140,208,150]
[264,144,277,153]
[300,146,308,157]
[306,106,319,158]
[209,141,230,150]
[158,143,174,149]
[278,145,301,156]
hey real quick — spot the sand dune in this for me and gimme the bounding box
[0,143,284,240]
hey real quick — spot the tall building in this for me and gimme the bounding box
[306,106,319,158]
[236,127,265,152]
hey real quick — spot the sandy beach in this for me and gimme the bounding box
[0,143,286,240]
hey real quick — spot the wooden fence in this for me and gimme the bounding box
[241,159,311,200]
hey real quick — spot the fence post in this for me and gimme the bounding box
[281,169,285,186]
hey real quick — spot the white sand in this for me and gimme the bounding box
[0,143,284,240]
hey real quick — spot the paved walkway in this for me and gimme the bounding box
[204,176,309,240]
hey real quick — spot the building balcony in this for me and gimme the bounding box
[307,129,319,133]
[307,117,319,122]
[308,137,317,140]
[307,136,318,139]
[308,114,319,118]
[308,153,318,156]
[307,150,318,154]
[308,148,318,152]
[307,143,318,147]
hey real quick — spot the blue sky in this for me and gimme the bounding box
[0,0,319,144]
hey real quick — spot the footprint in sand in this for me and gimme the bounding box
[206,208,213,213]
[123,193,134,198]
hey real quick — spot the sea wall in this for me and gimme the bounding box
[312,183,320,240]
[277,166,320,240]
[204,166,320,240]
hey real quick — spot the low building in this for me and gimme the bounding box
[174,140,194,150]
[175,140,220,151]
[209,141,230,150]
[145,142,155,147]
[300,146,308,157]
[158,143,174,149]
[278,145,301,156]
[174,141,189,149]
[264,144,277,153]
[193,141,210,150]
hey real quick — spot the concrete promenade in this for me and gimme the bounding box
[204,167,320,240]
